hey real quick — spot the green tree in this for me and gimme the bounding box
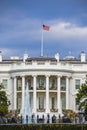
[64,109,76,121]
[0,83,10,116]
[76,76,87,120]
[76,76,87,111]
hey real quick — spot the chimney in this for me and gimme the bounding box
[55,53,59,62]
[0,51,2,62]
[23,53,28,62]
[80,51,86,62]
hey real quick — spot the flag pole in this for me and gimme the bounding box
[41,26,43,56]
[41,24,50,56]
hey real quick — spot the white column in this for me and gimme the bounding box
[57,76,61,115]
[21,76,25,112]
[33,75,37,114]
[13,77,17,110]
[66,76,69,109]
[46,75,50,113]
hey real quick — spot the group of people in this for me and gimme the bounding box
[0,111,86,124]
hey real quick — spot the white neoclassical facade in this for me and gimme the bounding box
[0,51,87,118]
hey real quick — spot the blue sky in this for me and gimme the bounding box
[0,0,87,59]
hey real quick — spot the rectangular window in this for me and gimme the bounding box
[28,79,31,89]
[51,79,55,87]
[39,79,44,87]
[39,96,44,110]
[17,93,22,110]
[29,79,31,87]
[75,98,79,110]
[17,78,22,90]
[2,79,8,89]
[61,78,66,91]
[75,79,80,89]
[51,97,55,109]
[61,93,66,110]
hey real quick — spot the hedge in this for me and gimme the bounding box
[0,124,87,130]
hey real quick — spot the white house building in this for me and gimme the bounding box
[0,51,87,119]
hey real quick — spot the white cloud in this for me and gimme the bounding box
[0,17,87,57]
[0,48,24,58]
[49,21,87,40]
[0,17,87,44]
[0,47,41,58]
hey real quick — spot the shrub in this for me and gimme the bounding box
[0,124,87,130]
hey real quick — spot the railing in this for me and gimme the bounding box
[61,86,66,91]
[50,62,57,65]
[17,86,22,91]
[37,108,45,112]
[50,109,58,112]
[49,86,57,90]
[37,86,45,90]
[29,86,33,90]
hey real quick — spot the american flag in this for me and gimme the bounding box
[43,24,50,31]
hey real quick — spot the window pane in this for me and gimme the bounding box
[51,97,55,109]
[17,78,22,90]
[28,79,31,87]
[75,79,80,89]
[75,98,79,110]
[61,93,66,110]
[39,96,44,109]
[39,78,44,87]
[2,79,8,89]
[17,93,22,109]
[51,79,56,87]
[61,78,66,91]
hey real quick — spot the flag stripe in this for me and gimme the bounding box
[43,24,50,31]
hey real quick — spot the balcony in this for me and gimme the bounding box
[37,108,45,112]
[50,86,57,90]
[50,108,58,112]
[29,86,33,90]
[37,86,45,90]
[61,86,66,91]
[17,86,22,91]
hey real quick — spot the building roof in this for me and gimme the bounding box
[0,55,87,64]
[0,59,23,64]
[26,56,57,62]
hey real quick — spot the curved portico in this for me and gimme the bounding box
[12,72,71,118]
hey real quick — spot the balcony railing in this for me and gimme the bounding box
[50,108,58,112]
[17,86,22,91]
[37,108,45,112]
[29,86,33,90]
[49,86,57,90]
[37,86,45,90]
[61,86,66,91]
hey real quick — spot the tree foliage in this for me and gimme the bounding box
[65,109,75,118]
[0,83,10,116]
[76,76,87,111]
